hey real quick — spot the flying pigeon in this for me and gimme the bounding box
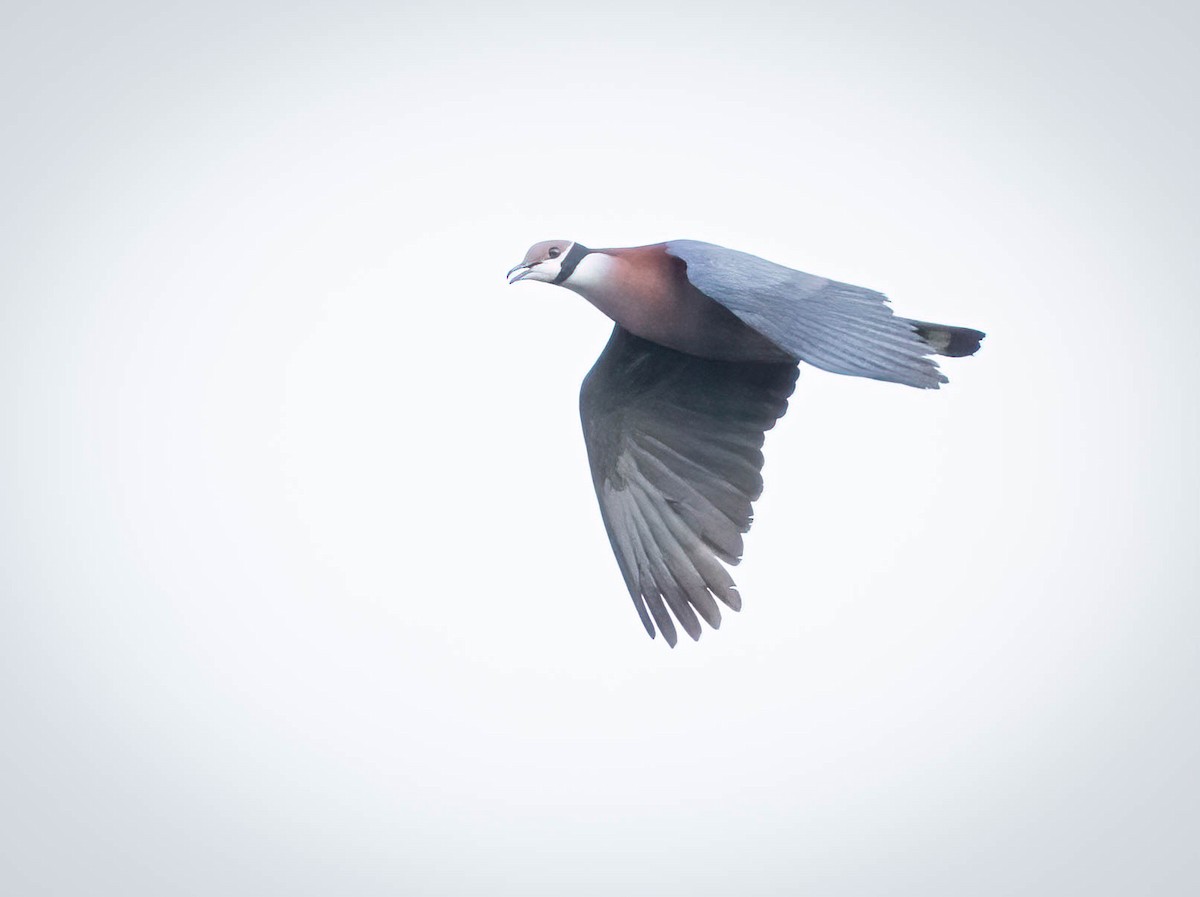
[506,239,984,646]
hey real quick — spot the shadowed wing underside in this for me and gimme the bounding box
[579,325,799,645]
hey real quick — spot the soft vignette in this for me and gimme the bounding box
[1,2,1197,895]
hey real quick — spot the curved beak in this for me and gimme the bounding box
[506,262,534,284]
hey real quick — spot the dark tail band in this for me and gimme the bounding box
[905,320,986,358]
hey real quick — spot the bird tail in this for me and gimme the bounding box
[901,320,986,358]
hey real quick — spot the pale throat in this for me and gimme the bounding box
[562,250,674,344]
[563,251,638,321]
[564,250,618,295]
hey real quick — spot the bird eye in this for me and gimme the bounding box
[548,247,561,258]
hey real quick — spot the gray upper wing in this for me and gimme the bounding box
[579,325,798,646]
[666,240,948,389]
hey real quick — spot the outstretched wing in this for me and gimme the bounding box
[666,239,950,389]
[579,325,798,646]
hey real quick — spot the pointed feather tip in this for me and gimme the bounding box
[641,589,735,646]
[723,586,742,612]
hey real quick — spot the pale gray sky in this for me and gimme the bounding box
[2,2,1198,894]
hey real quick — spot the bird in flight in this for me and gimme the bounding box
[506,239,984,646]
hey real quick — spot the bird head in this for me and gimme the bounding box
[506,240,588,285]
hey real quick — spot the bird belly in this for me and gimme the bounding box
[666,288,793,363]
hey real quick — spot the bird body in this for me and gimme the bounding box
[507,238,984,646]
[567,245,793,363]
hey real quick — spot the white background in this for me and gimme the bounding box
[3,2,1198,894]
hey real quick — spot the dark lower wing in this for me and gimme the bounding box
[579,326,798,646]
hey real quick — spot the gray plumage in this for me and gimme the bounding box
[666,240,981,389]
[507,237,984,645]
[580,327,797,646]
